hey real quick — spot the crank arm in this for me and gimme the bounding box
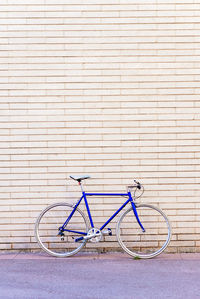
[75,232,101,243]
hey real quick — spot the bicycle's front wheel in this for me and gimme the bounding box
[35,203,89,257]
[116,204,171,259]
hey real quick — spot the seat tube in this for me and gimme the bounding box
[129,192,145,232]
[83,192,94,228]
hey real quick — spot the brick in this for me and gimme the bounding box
[1,0,200,253]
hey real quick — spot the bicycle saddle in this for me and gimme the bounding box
[70,175,91,182]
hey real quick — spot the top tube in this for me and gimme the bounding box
[85,192,129,197]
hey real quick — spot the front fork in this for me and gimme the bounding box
[130,199,146,233]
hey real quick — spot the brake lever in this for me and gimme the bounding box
[134,180,141,189]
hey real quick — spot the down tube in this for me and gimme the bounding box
[100,198,131,231]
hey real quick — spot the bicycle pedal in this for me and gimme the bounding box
[102,228,112,236]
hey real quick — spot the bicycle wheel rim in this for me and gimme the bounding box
[35,203,88,257]
[116,204,171,259]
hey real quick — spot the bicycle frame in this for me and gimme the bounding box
[59,190,145,236]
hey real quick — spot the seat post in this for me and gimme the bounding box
[78,181,84,193]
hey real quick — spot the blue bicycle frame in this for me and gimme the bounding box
[59,190,145,237]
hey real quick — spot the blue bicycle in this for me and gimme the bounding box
[35,175,171,259]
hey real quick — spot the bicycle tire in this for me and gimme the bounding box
[35,202,89,257]
[116,204,171,259]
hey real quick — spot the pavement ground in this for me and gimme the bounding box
[0,252,200,299]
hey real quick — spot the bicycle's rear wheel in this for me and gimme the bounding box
[116,204,171,259]
[35,203,88,257]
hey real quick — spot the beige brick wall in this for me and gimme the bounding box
[1,0,200,253]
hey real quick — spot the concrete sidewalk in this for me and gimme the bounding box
[0,252,200,299]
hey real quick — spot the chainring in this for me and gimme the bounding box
[87,228,102,243]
